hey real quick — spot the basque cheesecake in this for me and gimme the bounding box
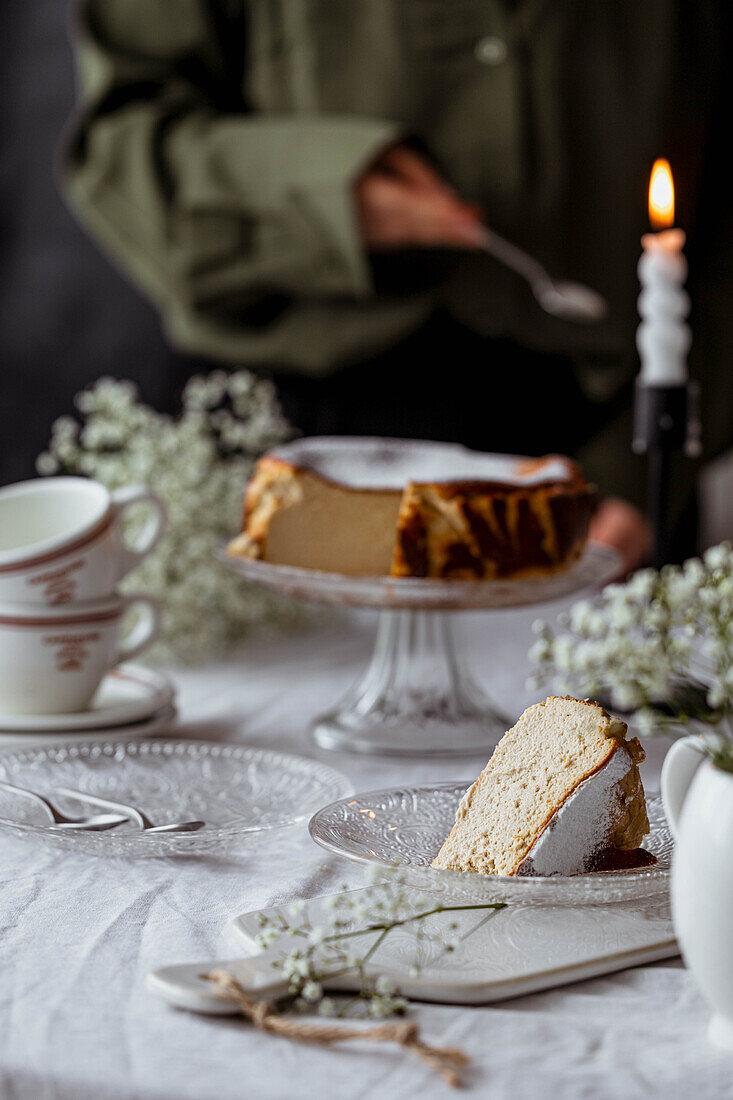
[432,696,651,877]
[228,437,595,579]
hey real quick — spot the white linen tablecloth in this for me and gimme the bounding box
[0,608,729,1100]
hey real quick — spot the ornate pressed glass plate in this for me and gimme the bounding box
[309,783,672,907]
[0,740,352,857]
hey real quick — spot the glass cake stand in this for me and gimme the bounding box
[221,544,621,757]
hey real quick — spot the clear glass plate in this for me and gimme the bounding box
[309,783,672,907]
[220,543,621,612]
[0,740,352,857]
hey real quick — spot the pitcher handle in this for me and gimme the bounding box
[661,735,705,838]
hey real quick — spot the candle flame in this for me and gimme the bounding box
[648,158,674,230]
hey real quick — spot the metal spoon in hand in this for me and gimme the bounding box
[474,226,608,324]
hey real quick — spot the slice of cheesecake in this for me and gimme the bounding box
[432,696,650,877]
[228,437,595,578]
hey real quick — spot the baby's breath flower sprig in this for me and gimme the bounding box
[529,544,733,770]
[37,371,304,659]
[258,870,505,1019]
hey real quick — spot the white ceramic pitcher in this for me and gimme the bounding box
[661,735,733,1051]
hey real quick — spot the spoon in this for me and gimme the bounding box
[0,780,128,831]
[474,226,608,323]
[54,787,205,834]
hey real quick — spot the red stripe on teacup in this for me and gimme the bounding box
[0,514,113,574]
[0,609,120,628]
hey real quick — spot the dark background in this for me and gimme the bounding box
[0,1,193,485]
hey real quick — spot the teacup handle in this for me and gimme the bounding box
[661,735,705,839]
[114,595,162,664]
[111,486,167,577]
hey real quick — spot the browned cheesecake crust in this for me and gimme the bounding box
[391,469,596,580]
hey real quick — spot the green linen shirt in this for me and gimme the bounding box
[63,0,732,501]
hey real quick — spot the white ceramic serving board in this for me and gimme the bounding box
[147,888,678,1014]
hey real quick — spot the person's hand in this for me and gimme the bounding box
[356,145,482,250]
[589,498,652,575]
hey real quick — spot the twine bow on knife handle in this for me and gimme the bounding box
[204,969,470,1088]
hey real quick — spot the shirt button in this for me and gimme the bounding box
[475,36,508,66]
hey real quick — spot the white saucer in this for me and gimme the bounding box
[0,664,175,732]
[0,704,177,746]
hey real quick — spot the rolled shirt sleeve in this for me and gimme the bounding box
[63,0,400,356]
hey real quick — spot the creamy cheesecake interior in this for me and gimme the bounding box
[247,470,401,574]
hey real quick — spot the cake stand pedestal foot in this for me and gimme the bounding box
[311,610,509,756]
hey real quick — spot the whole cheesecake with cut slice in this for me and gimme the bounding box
[228,437,596,579]
[432,696,651,878]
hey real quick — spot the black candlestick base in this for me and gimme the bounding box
[632,380,700,569]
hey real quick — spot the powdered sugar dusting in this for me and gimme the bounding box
[516,746,632,877]
[270,437,575,490]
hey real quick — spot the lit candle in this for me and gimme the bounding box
[636,159,691,386]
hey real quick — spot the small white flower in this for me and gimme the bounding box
[704,544,732,572]
[254,928,279,949]
[282,953,311,980]
[550,635,575,673]
[301,981,323,1003]
[633,709,659,737]
[375,974,397,996]
[683,558,706,586]
[528,639,552,665]
[307,926,326,946]
[708,683,729,710]
[611,685,642,712]
[625,569,657,601]
[36,452,59,475]
[569,600,595,633]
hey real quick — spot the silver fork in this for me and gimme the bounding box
[54,787,205,833]
[0,780,128,831]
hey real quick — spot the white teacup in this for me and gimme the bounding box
[0,594,161,715]
[0,477,166,605]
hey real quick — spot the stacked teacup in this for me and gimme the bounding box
[0,477,168,738]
